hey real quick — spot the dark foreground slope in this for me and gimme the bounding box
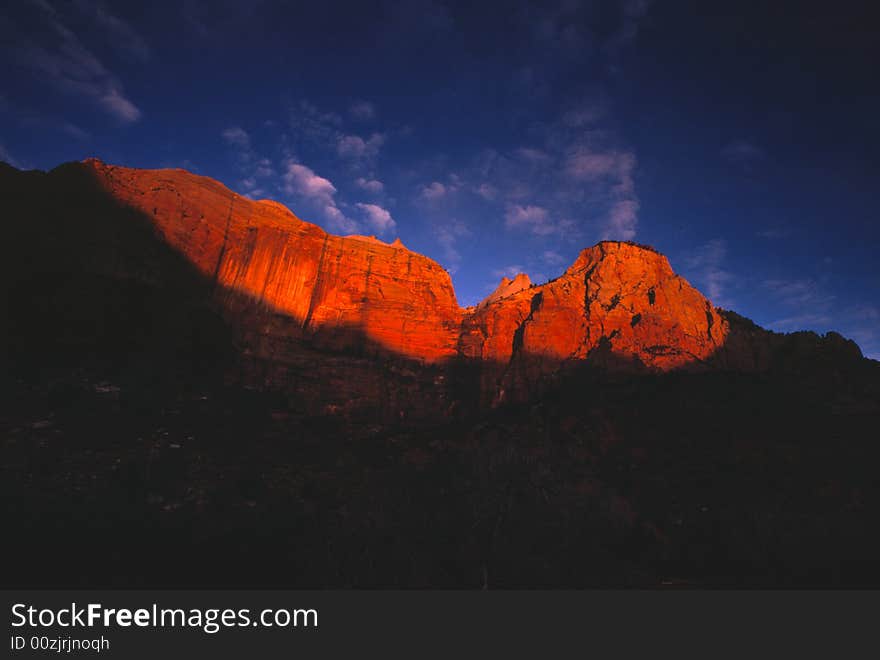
[3,357,879,587]
[2,160,879,587]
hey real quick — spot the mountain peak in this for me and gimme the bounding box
[478,272,532,308]
[1,158,867,412]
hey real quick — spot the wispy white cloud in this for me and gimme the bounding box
[516,147,551,164]
[542,250,567,266]
[504,204,551,234]
[504,203,575,237]
[433,218,471,273]
[337,132,384,161]
[561,99,606,128]
[0,143,22,168]
[283,160,357,233]
[13,0,142,123]
[3,97,90,140]
[766,313,834,331]
[604,199,639,240]
[756,227,790,239]
[603,0,654,71]
[762,278,835,309]
[491,265,525,280]
[355,203,396,235]
[349,100,376,120]
[354,177,384,194]
[562,146,638,238]
[221,126,251,149]
[288,100,343,148]
[221,125,275,197]
[419,180,459,202]
[74,0,151,62]
[474,182,497,200]
[470,122,637,243]
[564,148,634,182]
[684,239,733,306]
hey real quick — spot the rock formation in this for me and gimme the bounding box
[78,158,463,364]
[461,241,730,403]
[477,273,532,309]
[0,158,868,416]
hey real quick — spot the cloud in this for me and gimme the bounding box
[561,100,606,128]
[354,177,384,194]
[57,120,89,140]
[504,204,559,236]
[98,88,141,122]
[284,162,337,200]
[474,182,497,200]
[13,0,142,123]
[288,100,343,148]
[603,199,639,240]
[684,239,733,305]
[542,250,567,266]
[766,313,833,331]
[525,0,653,72]
[492,265,525,280]
[337,132,384,160]
[2,97,90,140]
[419,181,450,201]
[239,176,258,191]
[74,0,151,62]
[845,306,880,359]
[283,160,357,233]
[253,158,274,178]
[762,278,835,309]
[433,218,471,273]
[222,126,251,149]
[516,147,551,164]
[468,135,638,243]
[565,148,635,183]
[563,147,638,239]
[355,203,396,234]
[349,100,376,120]
[0,143,22,168]
[756,227,790,239]
[767,303,878,358]
[853,305,880,322]
[221,126,274,194]
[603,0,654,70]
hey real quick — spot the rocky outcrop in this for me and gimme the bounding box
[1,158,869,417]
[80,159,463,364]
[477,273,532,309]
[460,241,729,402]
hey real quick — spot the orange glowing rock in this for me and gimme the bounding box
[12,158,738,406]
[81,159,728,377]
[460,241,729,402]
[2,158,868,417]
[82,159,463,364]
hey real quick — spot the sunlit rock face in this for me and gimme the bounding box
[477,273,532,309]
[95,153,725,376]
[6,158,865,418]
[460,241,729,402]
[83,159,463,364]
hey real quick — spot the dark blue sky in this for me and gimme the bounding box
[2,0,878,356]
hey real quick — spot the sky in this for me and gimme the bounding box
[2,0,878,357]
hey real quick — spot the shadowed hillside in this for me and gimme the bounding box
[2,159,878,587]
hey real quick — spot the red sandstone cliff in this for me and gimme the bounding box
[460,241,729,402]
[79,160,727,372]
[0,158,866,416]
[81,159,463,364]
